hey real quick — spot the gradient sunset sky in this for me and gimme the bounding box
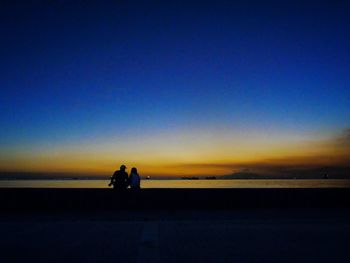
[0,1,349,177]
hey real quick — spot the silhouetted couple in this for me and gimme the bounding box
[108,165,141,190]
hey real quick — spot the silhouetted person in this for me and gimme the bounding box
[129,167,141,190]
[109,165,129,190]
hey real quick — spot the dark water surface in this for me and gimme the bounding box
[0,179,349,188]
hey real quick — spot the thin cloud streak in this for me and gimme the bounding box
[164,129,350,177]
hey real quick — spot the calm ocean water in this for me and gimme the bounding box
[0,179,350,188]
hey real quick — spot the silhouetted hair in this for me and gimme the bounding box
[131,167,138,174]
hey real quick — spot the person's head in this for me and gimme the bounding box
[120,164,127,171]
[131,167,138,174]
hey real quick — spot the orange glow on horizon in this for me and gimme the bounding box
[1,127,349,177]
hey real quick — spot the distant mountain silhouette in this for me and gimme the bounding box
[219,167,350,179]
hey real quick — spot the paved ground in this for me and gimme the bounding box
[0,210,349,263]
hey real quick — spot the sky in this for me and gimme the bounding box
[0,0,349,177]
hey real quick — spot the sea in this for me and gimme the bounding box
[0,179,350,188]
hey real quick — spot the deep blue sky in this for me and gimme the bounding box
[1,1,349,157]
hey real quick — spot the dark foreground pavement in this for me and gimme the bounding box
[1,188,349,262]
[1,188,350,211]
[1,209,349,263]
